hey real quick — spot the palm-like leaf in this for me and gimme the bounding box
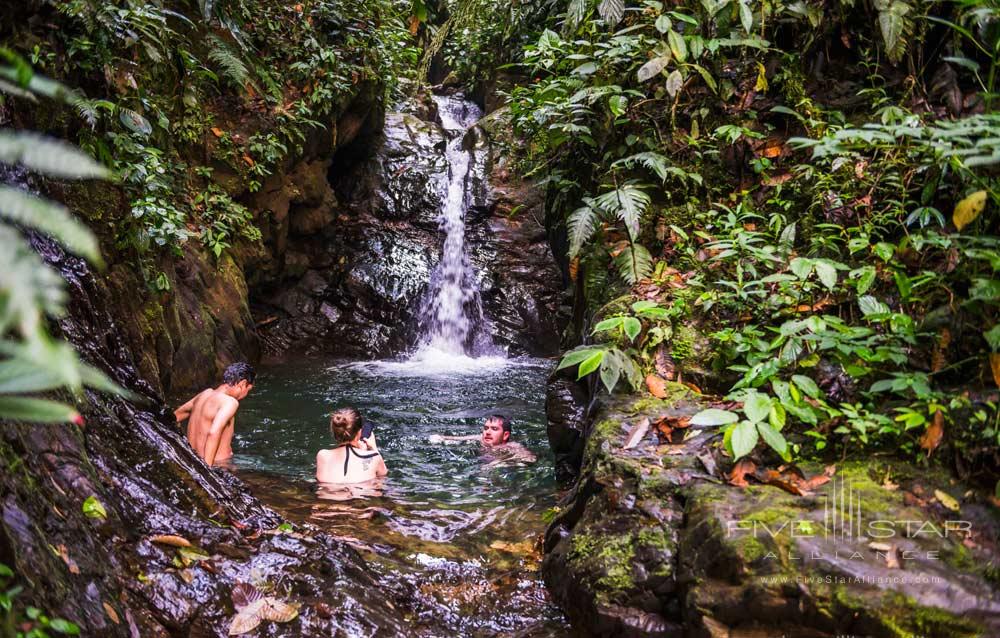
[0,187,102,264]
[594,183,650,241]
[0,131,110,180]
[567,201,600,257]
[613,242,653,285]
[598,0,625,25]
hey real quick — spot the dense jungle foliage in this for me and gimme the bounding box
[485,0,1000,480]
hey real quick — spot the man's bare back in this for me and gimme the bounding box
[174,363,255,466]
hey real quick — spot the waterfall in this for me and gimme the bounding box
[413,94,497,359]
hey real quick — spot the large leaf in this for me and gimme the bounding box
[0,187,101,264]
[598,0,625,25]
[594,185,650,240]
[0,396,78,423]
[637,56,670,83]
[614,243,653,285]
[578,350,605,378]
[730,420,759,460]
[0,131,110,180]
[599,348,623,393]
[0,225,67,335]
[741,390,772,423]
[557,346,604,371]
[953,190,986,230]
[690,408,739,426]
[567,204,599,257]
[757,421,790,461]
[875,0,912,63]
[565,0,588,30]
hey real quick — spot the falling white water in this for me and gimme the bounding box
[411,94,498,365]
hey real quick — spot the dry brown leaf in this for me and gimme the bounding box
[149,534,192,548]
[210,127,224,138]
[919,411,944,456]
[990,353,1000,389]
[645,374,668,399]
[568,257,579,282]
[103,601,120,625]
[57,544,80,574]
[728,459,757,487]
[623,418,650,450]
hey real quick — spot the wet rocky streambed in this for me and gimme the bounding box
[232,354,570,637]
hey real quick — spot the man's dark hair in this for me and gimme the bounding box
[489,414,511,434]
[223,362,256,385]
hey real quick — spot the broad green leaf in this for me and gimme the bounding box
[953,190,986,231]
[631,300,657,312]
[82,495,107,519]
[789,257,813,279]
[738,0,753,33]
[791,374,821,399]
[814,260,838,290]
[577,350,605,378]
[0,131,110,180]
[557,347,603,370]
[757,421,790,461]
[593,316,625,333]
[742,390,772,422]
[985,324,1000,351]
[667,30,687,62]
[934,489,960,512]
[858,295,890,317]
[0,357,64,394]
[0,396,78,423]
[599,349,622,393]
[854,266,876,294]
[622,317,642,342]
[689,64,717,92]
[876,0,912,63]
[637,56,670,83]
[608,95,628,116]
[655,14,671,33]
[0,186,101,264]
[730,420,759,459]
[690,408,739,426]
[768,403,786,430]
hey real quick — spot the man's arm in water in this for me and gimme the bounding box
[427,434,479,444]
[174,394,197,423]
[202,397,238,466]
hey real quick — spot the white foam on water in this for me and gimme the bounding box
[335,346,511,377]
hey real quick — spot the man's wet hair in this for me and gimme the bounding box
[223,362,256,386]
[488,414,511,434]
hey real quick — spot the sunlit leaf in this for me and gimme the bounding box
[578,350,605,378]
[953,190,987,230]
[730,420,758,459]
[637,56,670,83]
[82,495,107,519]
[690,408,739,426]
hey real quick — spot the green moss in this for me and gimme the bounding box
[593,534,636,596]
[670,324,697,361]
[878,593,984,638]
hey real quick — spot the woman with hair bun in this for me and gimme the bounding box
[316,407,388,484]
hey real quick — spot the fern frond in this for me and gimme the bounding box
[613,152,669,182]
[207,34,251,91]
[594,183,651,241]
[567,200,600,257]
[614,242,654,285]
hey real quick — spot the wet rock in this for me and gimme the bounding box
[543,389,1000,637]
[0,237,414,636]
[545,372,590,481]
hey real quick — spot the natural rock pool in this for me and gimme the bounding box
[232,353,570,636]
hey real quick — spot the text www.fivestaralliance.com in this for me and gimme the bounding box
[757,574,944,585]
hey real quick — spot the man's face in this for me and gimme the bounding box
[481,418,509,447]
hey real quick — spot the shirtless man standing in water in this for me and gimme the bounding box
[174,362,255,465]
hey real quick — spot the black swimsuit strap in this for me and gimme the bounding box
[342,445,381,475]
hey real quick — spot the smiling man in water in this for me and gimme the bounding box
[174,362,255,466]
[428,415,537,463]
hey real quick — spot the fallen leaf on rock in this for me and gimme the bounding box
[149,534,192,548]
[934,489,961,512]
[657,445,687,455]
[697,451,718,477]
[180,569,194,584]
[230,582,300,635]
[57,544,80,574]
[653,415,690,442]
[623,418,650,450]
[728,459,757,487]
[210,127,224,138]
[645,374,668,398]
[755,464,835,495]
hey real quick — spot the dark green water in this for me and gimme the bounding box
[232,354,568,636]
